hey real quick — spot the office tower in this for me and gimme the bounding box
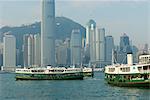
[86,19,97,63]
[34,34,41,66]
[0,43,3,67]
[41,0,55,67]
[28,35,34,67]
[143,43,148,54]
[120,33,131,53]
[96,28,105,61]
[117,34,132,64]
[105,36,114,65]
[56,41,68,65]
[70,29,82,65]
[3,35,16,68]
[132,45,138,63]
[23,34,29,67]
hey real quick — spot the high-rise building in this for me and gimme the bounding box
[120,33,131,53]
[23,34,41,67]
[28,35,34,67]
[96,28,105,64]
[105,36,114,65]
[0,43,3,67]
[23,34,29,67]
[34,34,41,66]
[3,34,16,69]
[70,29,82,65]
[86,19,96,63]
[117,34,132,64]
[41,0,55,66]
[56,41,68,65]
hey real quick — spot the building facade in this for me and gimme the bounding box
[70,29,82,65]
[96,28,105,65]
[105,36,114,65]
[86,19,97,63]
[3,35,16,68]
[41,0,55,66]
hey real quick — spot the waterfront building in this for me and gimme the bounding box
[0,43,3,67]
[96,28,105,66]
[34,34,41,67]
[86,19,97,63]
[132,45,138,63]
[120,33,131,53]
[56,42,68,65]
[41,0,55,67]
[3,34,16,71]
[105,36,114,65]
[117,34,132,64]
[70,29,82,65]
[23,34,29,67]
[27,35,34,67]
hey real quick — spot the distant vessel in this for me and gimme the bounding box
[15,66,83,80]
[83,67,93,77]
[105,53,150,87]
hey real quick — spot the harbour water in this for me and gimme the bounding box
[0,72,149,100]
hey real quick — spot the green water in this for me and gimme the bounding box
[0,72,149,100]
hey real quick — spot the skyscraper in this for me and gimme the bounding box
[28,35,34,67]
[41,0,55,66]
[56,40,68,65]
[105,36,114,65]
[96,28,105,62]
[117,34,132,64]
[70,29,82,65]
[23,34,29,67]
[3,34,16,70]
[34,34,41,66]
[120,33,131,53]
[86,19,96,63]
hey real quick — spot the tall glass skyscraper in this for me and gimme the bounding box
[70,29,82,65]
[120,33,131,53]
[86,19,96,63]
[105,36,114,65]
[41,0,55,66]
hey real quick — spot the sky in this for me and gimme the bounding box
[0,0,150,47]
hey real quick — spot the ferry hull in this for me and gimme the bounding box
[105,73,150,88]
[16,73,83,80]
[105,79,150,88]
[83,72,93,77]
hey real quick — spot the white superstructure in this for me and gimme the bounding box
[139,54,150,64]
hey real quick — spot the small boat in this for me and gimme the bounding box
[105,53,150,88]
[83,67,93,77]
[15,66,84,80]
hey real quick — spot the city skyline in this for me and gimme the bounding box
[0,0,150,46]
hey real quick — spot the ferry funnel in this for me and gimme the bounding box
[127,53,133,65]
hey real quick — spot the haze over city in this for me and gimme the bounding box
[0,0,149,46]
[0,0,150,99]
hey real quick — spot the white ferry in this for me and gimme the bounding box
[105,53,150,87]
[15,66,83,80]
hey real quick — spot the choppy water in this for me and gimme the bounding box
[0,72,149,100]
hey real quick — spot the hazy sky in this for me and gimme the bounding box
[0,0,150,47]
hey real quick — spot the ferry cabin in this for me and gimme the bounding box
[105,64,150,86]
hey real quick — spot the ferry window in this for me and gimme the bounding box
[126,67,130,72]
[108,68,115,72]
[138,67,142,71]
[143,66,148,70]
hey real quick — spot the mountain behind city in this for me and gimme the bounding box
[0,16,86,50]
